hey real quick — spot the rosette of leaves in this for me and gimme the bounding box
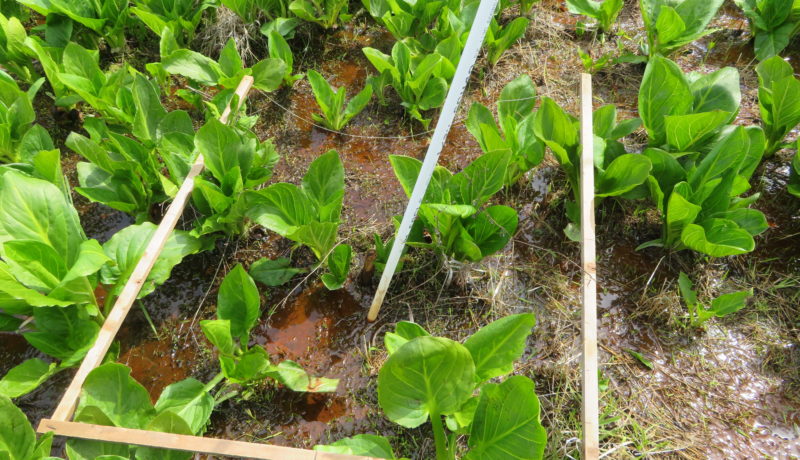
[289,0,351,28]
[190,118,279,237]
[200,264,338,391]
[755,56,800,156]
[0,125,69,194]
[131,0,215,45]
[17,0,132,49]
[734,0,799,60]
[66,363,215,459]
[639,0,724,56]
[362,0,449,41]
[246,150,352,290]
[315,314,546,460]
[0,70,41,163]
[466,74,544,186]
[678,272,752,327]
[0,12,39,83]
[267,30,303,86]
[363,39,452,128]
[533,98,650,240]
[566,0,623,33]
[639,55,741,150]
[389,151,519,262]
[307,69,372,131]
[638,125,768,256]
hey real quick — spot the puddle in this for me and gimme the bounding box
[118,332,200,402]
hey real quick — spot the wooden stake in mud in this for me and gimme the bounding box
[366,0,499,322]
[48,76,255,423]
[579,73,600,460]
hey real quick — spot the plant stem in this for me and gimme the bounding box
[203,372,225,393]
[137,301,159,339]
[430,412,451,460]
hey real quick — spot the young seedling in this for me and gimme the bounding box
[307,69,373,131]
[678,272,752,327]
[640,0,724,56]
[566,0,623,33]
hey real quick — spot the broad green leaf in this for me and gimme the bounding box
[247,183,313,236]
[690,67,741,114]
[321,244,351,290]
[314,434,398,458]
[154,378,214,435]
[0,395,36,459]
[664,111,732,152]
[249,257,305,286]
[250,58,286,92]
[595,154,652,197]
[217,264,260,343]
[465,376,547,460]
[290,221,338,260]
[302,150,344,222]
[639,56,693,145]
[450,151,510,206]
[464,205,518,258]
[135,411,194,460]
[220,346,273,383]
[385,321,431,355]
[200,319,234,356]
[162,49,223,85]
[378,336,475,428]
[76,363,155,429]
[708,289,751,317]
[24,306,99,366]
[681,218,755,256]
[464,313,536,383]
[100,223,204,298]
[267,360,339,392]
[655,6,686,44]
[0,358,56,398]
[678,271,698,306]
[665,182,701,246]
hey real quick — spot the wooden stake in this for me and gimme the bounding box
[579,73,600,460]
[37,420,377,460]
[48,76,255,423]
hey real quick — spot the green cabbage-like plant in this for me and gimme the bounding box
[17,0,131,49]
[640,0,724,56]
[639,55,740,149]
[0,12,39,82]
[566,0,623,32]
[678,272,752,327]
[364,40,452,128]
[390,151,519,262]
[756,56,800,156]
[362,0,448,41]
[200,264,338,391]
[307,69,372,131]
[161,37,286,93]
[638,125,768,256]
[67,363,214,459]
[131,0,215,45]
[315,314,546,460]
[485,16,529,66]
[0,70,41,163]
[0,125,69,194]
[533,98,649,240]
[191,118,279,236]
[734,0,800,60]
[246,150,352,290]
[466,74,544,185]
[289,0,351,28]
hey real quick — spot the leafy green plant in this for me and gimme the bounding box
[161,37,286,93]
[0,71,41,163]
[638,125,768,256]
[533,98,649,239]
[267,30,303,85]
[364,40,452,128]
[201,264,338,390]
[18,0,132,49]
[756,56,800,156]
[246,150,352,290]
[315,314,546,459]
[307,69,372,131]
[191,118,279,236]
[0,395,54,459]
[466,74,544,185]
[566,0,622,32]
[678,272,752,327]
[390,151,519,262]
[289,0,351,28]
[639,55,740,149]
[131,0,215,45]
[362,0,447,41]
[734,0,800,60]
[0,12,39,82]
[639,0,724,56]
[485,17,529,65]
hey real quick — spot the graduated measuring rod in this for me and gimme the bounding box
[367,0,500,321]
